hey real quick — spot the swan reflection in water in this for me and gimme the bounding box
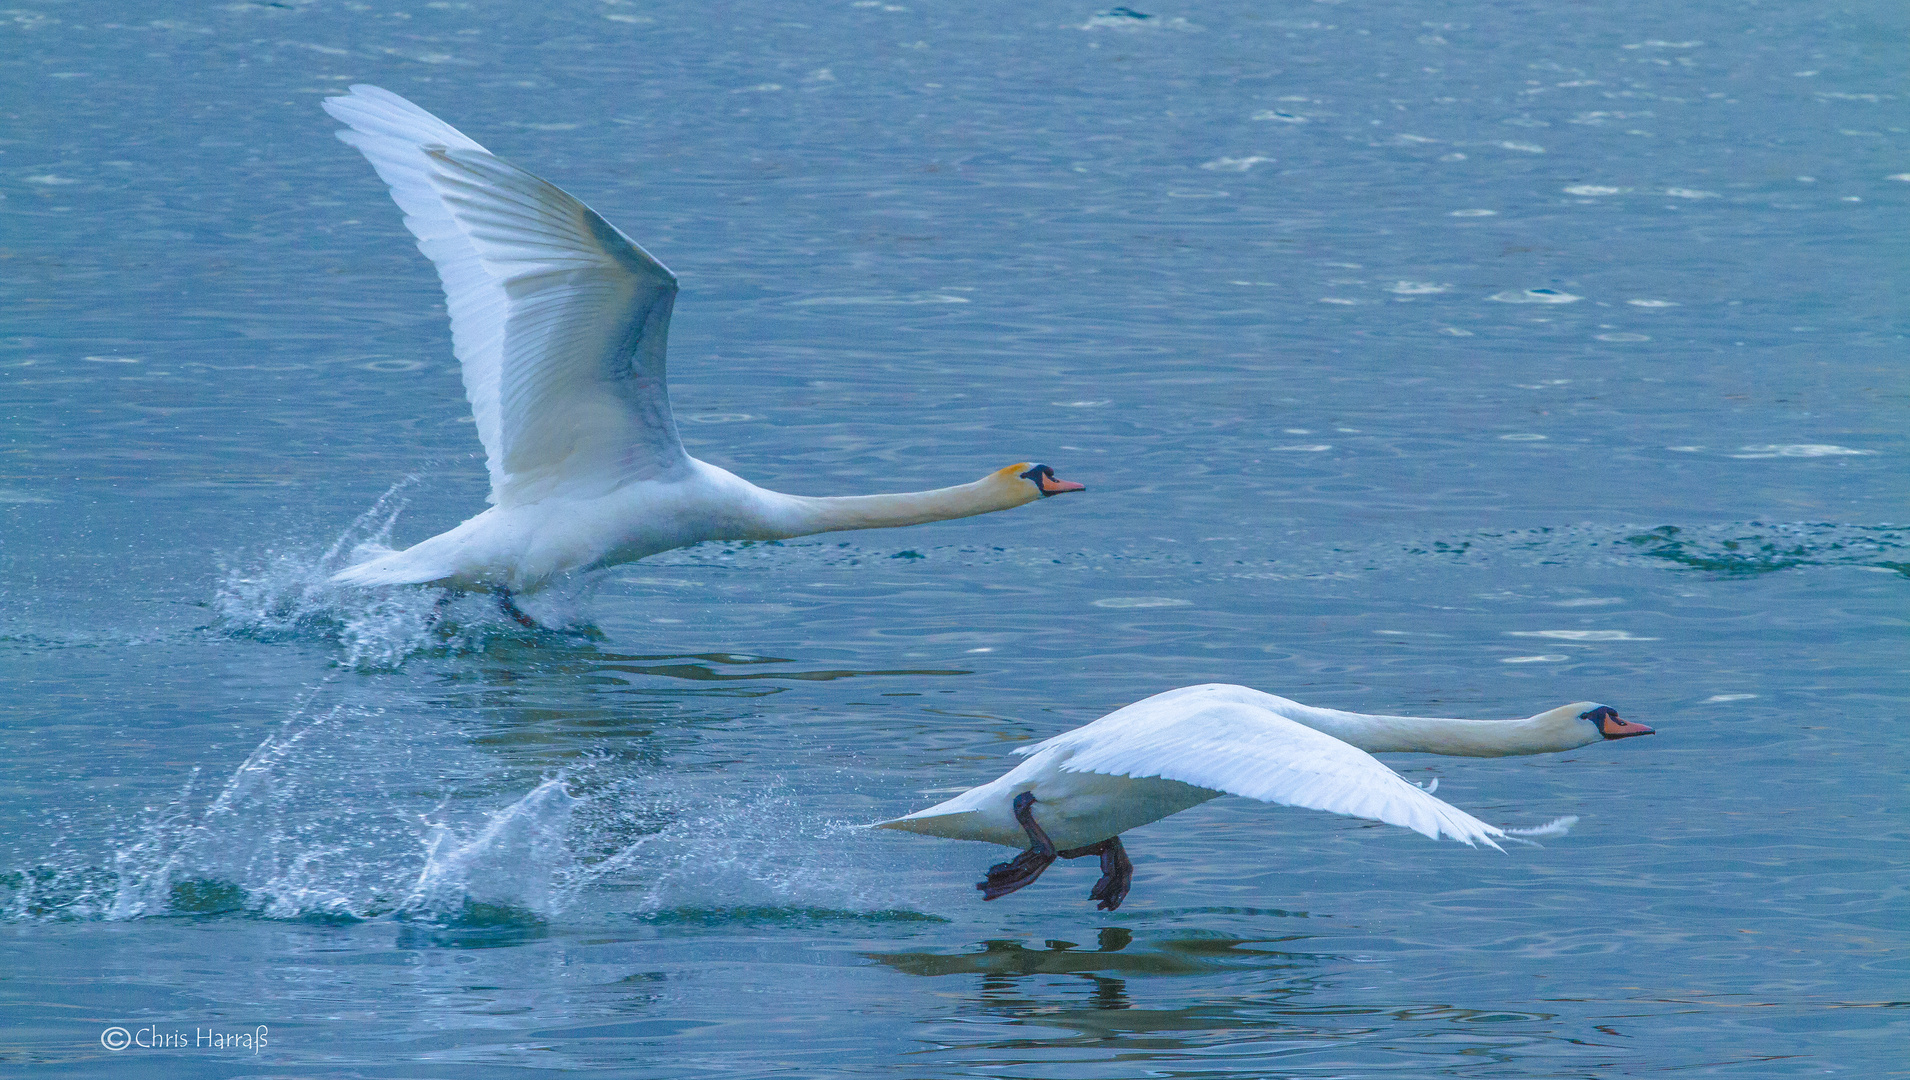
[865,929,1564,1050]
[865,928,1385,1043]
[867,927,1314,1015]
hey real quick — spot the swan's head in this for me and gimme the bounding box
[1578,704,1653,740]
[1566,699,1657,741]
[995,462,1086,502]
[1520,702,1653,750]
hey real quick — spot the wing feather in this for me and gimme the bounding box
[326,86,687,506]
[1047,700,1506,848]
[322,86,510,500]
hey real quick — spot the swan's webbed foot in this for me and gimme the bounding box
[496,588,541,630]
[978,792,1058,901]
[979,846,1057,900]
[1060,836,1133,911]
[978,795,1134,909]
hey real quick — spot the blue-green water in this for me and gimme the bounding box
[3,1,1905,1075]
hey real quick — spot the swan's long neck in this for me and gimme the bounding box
[748,469,1038,539]
[1282,702,1597,757]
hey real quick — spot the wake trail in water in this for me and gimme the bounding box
[642,519,1910,586]
[565,777,920,921]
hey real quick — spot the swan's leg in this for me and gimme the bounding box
[1059,836,1133,912]
[977,792,1058,901]
[425,590,456,631]
[496,588,541,629]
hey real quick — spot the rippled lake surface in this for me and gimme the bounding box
[3,0,1906,1075]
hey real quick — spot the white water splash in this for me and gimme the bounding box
[104,769,210,921]
[404,779,581,920]
[210,478,442,667]
[99,671,360,920]
[92,736,587,924]
[23,708,906,925]
[1502,815,1579,846]
[209,479,591,667]
[21,666,584,924]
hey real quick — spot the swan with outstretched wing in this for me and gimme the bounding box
[879,684,1652,909]
[321,86,1083,625]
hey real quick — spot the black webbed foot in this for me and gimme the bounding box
[977,792,1058,901]
[1059,836,1134,911]
[979,846,1057,900]
[975,795,1136,909]
[496,588,541,629]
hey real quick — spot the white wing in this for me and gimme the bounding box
[322,87,509,496]
[323,86,687,506]
[1040,699,1507,848]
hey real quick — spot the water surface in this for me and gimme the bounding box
[3,0,1905,1075]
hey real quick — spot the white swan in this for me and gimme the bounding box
[877,683,1654,910]
[319,86,1084,623]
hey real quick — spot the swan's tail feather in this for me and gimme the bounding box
[1500,814,1578,846]
[872,808,980,840]
[330,547,454,588]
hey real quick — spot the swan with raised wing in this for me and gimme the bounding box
[320,86,1084,626]
[877,683,1654,910]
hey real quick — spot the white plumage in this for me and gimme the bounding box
[319,87,1082,606]
[878,683,1652,909]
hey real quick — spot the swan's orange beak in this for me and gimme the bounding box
[1015,463,1087,497]
[1597,713,1654,739]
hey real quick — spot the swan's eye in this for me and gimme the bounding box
[1019,464,1053,484]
